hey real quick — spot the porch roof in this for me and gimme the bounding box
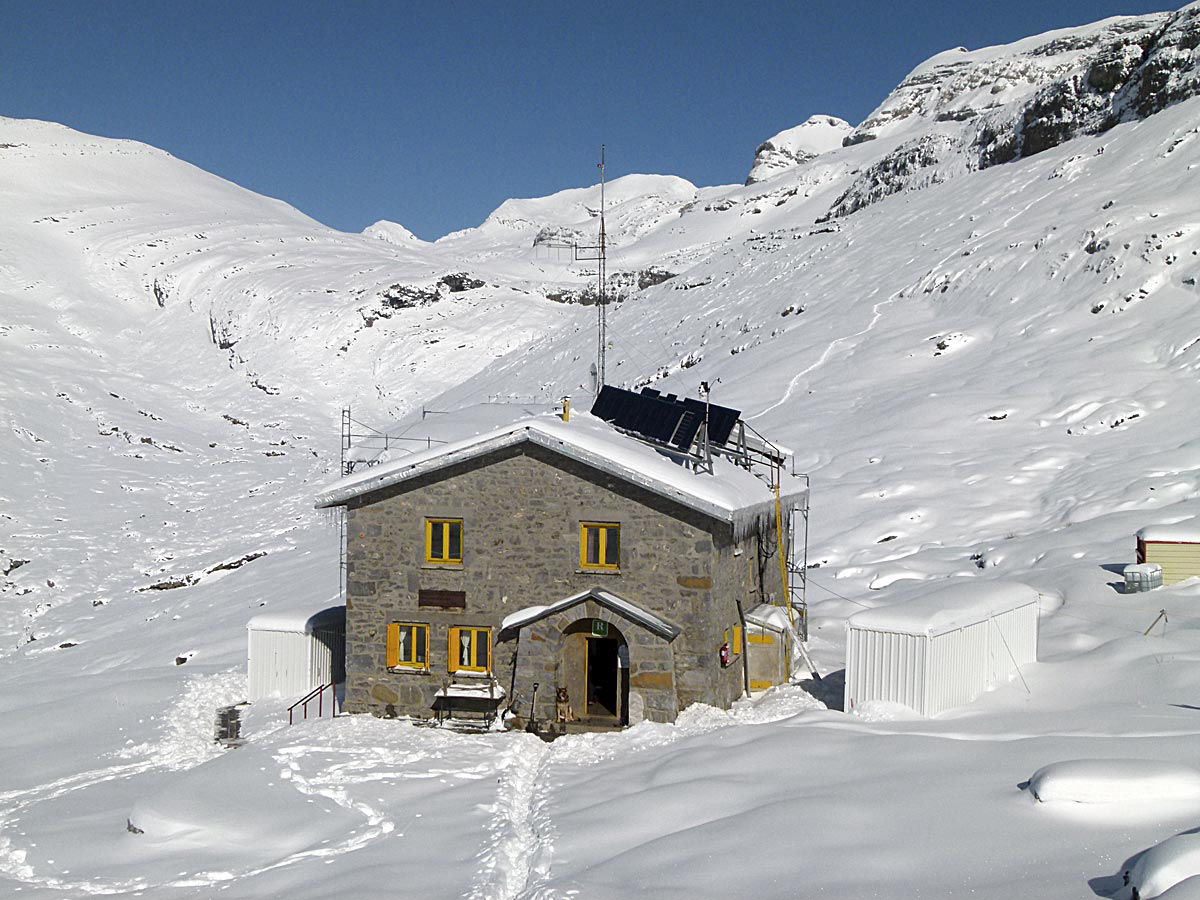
[498,587,681,641]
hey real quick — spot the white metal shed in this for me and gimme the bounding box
[844,581,1039,716]
[1137,523,1200,586]
[247,605,345,701]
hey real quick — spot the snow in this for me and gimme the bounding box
[746,116,854,183]
[4,5,1200,898]
[246,604,344,634]
[499,587,681,640]
[1027,759,1200,804]
[361,219,426,245]
[316,410,808,536]
[434,682,506,699]
[1139,522,1200,543]
[1162,877,1200,900]
[1128,834,1200,900]
[744,602,791,632]
[848,580,1041,636]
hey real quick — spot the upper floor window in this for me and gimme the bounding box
[426,518,463,565]
[386,623,429,671]
[449,626,491,673]
[580,522,620,570]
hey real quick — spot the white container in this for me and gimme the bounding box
[247,605,345,701]
[1124,562,1164,593]
[844,582,1039,716]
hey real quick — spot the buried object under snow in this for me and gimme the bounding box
[1027,759,1200,804]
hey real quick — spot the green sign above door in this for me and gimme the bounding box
[591,619,609,637]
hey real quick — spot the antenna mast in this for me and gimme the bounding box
[540,145,609,395]
[596,144,607,389]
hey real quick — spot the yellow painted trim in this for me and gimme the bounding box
[425,518,464,565]
[388,623,430,670]
[450,626,491,673]
[733,625,743,652]
[749,679,774,690]
[386,623,399,668]
[748,633,775,645]
[580,522,620,570]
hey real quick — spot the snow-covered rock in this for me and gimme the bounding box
[362,219,426,245]
[745,115,853,183]
[1127,834,1200,899]
[1027,759,1200,804]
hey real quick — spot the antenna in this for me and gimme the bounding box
[597,145,607,389]
[548,146,608,396]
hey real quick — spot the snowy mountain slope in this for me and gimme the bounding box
[2,4,1200,898]
[824,4,1200,219]
[0,114,590,653]
[436,93,1200,615]
[745,114,853,183]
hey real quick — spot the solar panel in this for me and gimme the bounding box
[589,386,742,453]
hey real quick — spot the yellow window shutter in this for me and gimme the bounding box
[448,627,460,673]
[386,623,400,668]
[733,625,743,648]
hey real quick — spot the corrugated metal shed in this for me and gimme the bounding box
[1136,524,1200,586]
[844,582,1039,716]
[247,605,345,701]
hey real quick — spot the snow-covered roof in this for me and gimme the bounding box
[247,604,345,635]
[1125,562,1163,577]
[1137,522,1200,543]
[847,581,1040,637]
[498,587,681,641]
[316,409,807,535]
[744,603,791,633]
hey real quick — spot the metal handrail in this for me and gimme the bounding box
[288,681,338,725]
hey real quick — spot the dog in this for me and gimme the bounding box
[555,687,575,723]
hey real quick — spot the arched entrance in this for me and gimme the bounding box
[561,618,629,725]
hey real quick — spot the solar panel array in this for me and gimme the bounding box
[590,385,741,452]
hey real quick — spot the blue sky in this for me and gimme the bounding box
[2,1,1175,239]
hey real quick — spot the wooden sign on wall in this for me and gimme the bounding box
[418,589,466,609]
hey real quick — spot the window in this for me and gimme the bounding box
[580,522,620,570]
[449,626,491,673]
[426,518,463,565]
[386,623,429,670]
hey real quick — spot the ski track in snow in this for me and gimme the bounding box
[750,291,905,420]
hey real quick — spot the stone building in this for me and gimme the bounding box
[315,407,807,728]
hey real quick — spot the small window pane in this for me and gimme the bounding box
[430,523,444,559]
[460,629,472,667]
[477,631,489,670]
[586,526,601,565]
[448,522,462,560]
[604,526,619,566]
[415,627,427,663]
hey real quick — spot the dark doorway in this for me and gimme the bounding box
[587,637,619,716]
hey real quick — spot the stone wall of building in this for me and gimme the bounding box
[342,441,763,722]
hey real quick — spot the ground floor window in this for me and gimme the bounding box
[449,626,491,673]
[386,623,429,670]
